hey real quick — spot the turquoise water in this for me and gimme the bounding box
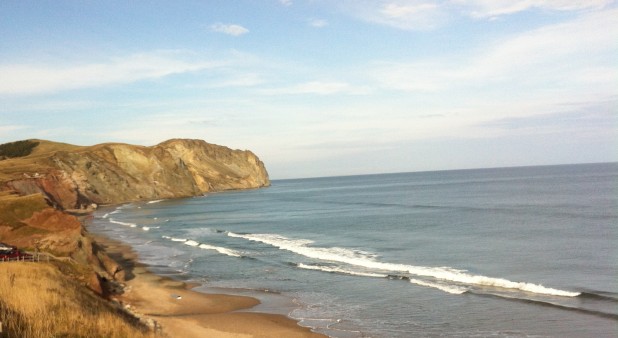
[89,163,618,337]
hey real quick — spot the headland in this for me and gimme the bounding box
[0,139,324,337]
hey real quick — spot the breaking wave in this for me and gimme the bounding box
[409,278,468,295]
[297,263,388,278]
[162,236,242,257]
[227,232,579,297]
[108,218,138,228]
[102,209,121,219]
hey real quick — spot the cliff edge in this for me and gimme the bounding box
[0,138,269,303]
[0,139,270,209]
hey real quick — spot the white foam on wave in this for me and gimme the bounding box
[298,263,388,278]
[161,236,242,257]
[227,232,580,297]
[162,236,188,242]
[198,244,243,257]
[409,278,468,295]
[108,218,138,228]
[228,233,376,262]
[184,240,200,247]
[148,199,164,204]
[102,209,121,219]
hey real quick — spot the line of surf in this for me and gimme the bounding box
[227,232,579,297]
[162,235,242,258]
[408,278,468,295]
[297,263,388,278]
[108,218,138,228]
[108,218,158,231]
[298,263,466,294]
[102,209,121,219]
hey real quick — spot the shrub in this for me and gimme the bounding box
[0,140,40,159]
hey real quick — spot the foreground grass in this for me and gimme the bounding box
[0,262,156,338]
[0,193,48,228]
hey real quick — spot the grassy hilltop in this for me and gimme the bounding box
[0,138,270,337]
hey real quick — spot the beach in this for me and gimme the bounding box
[89,163,618,337]
[90,233,326,338]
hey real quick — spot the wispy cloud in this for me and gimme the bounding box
[260,81,369,95]
[372,8,618,93]
[333,0,448,30]
[279,0,293,6]
[325,0,615,30]
[309,18,329,28]
[380,2,438,18]
[210,23,249,36]
[0,51,220,95]
[453,0,614,18]
[0,124,26,138]
[204,73,265,88]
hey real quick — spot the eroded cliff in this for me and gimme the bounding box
[0,138,269,298]
[0,138,270,209]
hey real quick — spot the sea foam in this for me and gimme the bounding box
[162,236,242,257]
[108,218,138,228]
[198,244,243,257]
[409,278,468,295]
[298,263,388,278]
[227,232,580,297]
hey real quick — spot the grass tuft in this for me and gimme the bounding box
[0,262,156,338]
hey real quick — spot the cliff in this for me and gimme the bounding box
[0,138,269,300]
[0,139,270,209]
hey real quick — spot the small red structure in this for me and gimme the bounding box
[0,242,32,261]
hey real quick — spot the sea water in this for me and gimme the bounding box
[88,163,618,337]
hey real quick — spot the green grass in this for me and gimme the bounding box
[0,140,39,159]
[0,194,49,228]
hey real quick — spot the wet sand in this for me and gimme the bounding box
[91,233,327,338]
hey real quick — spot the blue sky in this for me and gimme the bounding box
[1,0,616,179]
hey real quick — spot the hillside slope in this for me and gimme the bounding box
[0,139,270,209]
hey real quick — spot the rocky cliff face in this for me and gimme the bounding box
[1,139,269,209]
[0,138,269,299]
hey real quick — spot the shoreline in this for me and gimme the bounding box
[89,231,327,338]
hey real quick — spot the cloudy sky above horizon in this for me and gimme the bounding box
[1,0,616,179]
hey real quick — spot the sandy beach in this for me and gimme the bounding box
[91,233,327,338]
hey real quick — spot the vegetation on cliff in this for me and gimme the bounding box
[0,138,270,337]
[0,140,39,160]
[0,263,154,338]
[0,139,270,209]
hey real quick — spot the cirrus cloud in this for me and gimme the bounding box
[259,81,369,95]
[323,0,615,30]
[210,23,249,36]
[309,18,329,28]
[0,51,222,95]
[453,0,615,18]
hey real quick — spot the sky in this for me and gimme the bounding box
[0,0,616,179]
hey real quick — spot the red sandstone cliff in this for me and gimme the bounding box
[1,139,270,209]
[0,138,270,295]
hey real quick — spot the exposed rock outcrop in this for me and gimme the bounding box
[1,138,270,209]
[0,138,270,297]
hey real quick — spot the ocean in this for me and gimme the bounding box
[87,163,618,337]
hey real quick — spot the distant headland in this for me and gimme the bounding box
[0,139,318,338]
[0,138,270,209]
